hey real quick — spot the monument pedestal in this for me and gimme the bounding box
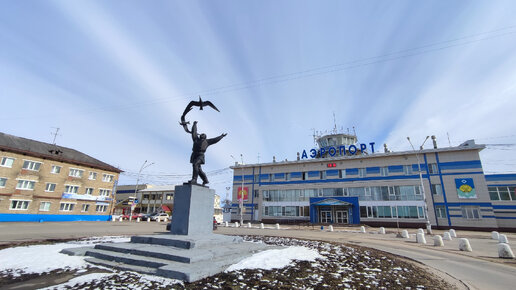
[171,184,215,235]
[61,184,269,282]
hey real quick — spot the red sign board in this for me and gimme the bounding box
[237,187,249,201]
[327,163,336,168]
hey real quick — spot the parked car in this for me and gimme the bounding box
[150,213,169,222]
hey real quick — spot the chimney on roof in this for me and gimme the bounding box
[432,135,437,149]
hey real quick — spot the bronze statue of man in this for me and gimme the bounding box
[189,121,226,186]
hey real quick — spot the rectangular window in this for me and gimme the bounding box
[339,169,346,179]
[302,172,307,180]
[85,188,94,195]
[102,174,114,182]
[358,168,366,178]
[82,204,90,212]
[51,165,61,174]
[39,201,51,211]
[320,171,326,179]
[10,200,30,210]
[96,205,108,212]
[99,189,111,196]
[1,157,15,168]
[428,163,438,174]
[285,173,291,181]
[431,184,442,195]
[16,180,35,190]
[403,165,413,175]
[64,185,79,194]
[69,168,84,178]
[166,193,174,200]
[254,190,259,198]
[461,206,480,219]
[435,205,447,218]
[418,206,425,218]
[0,177,6,187]
[60,203,75,211]
[22,160,41,171]
[360,206,367,218]
[380,167,389,177]
[45,183,56,192]
[89,172,97,180]
[488,187,500,200]
[254,174,259,182]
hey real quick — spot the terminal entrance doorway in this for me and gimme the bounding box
[335,210,348,224]
[320,210,332,223]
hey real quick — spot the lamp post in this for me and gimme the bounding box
[231,154,245,226]
[132,160,154,220]
[407,136,431,234]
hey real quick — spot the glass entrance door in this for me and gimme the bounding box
[335,210,348,224]
[320,210,332,223]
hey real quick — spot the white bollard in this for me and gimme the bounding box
[498,243,515,259]
[379,227,386,234]
[401,229,409,239]
[329,225,334,232]
[248,222,252,228]
[137,217,141,222]
[449,229,457,238]
[417,228,424,235]
[235,222,239,227]
[443,232,452,241]
[260,223,264,229]
[112,216,116,222]
[157,218,161,223]
[225,221,228,227]
[275,223,280,230]
[147,217,150,222]
[491,231,499,240]
[459,238,472,252]
[426,224,433,235]
[433,235,444,247]
[499,234,509,244]
[416,233,427,244]
[119,217,123,222]
[360,226,366,233]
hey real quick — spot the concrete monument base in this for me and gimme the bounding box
[61,184,270,282]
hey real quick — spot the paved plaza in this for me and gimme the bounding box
[1,221,516,289]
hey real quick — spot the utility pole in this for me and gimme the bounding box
[231,154,245,226]
[132,160,154,221]
[407,136,431,234]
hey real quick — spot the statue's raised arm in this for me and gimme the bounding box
[180,97,226,187]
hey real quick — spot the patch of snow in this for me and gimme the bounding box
[226,246,324,272]
[0,236,129,277]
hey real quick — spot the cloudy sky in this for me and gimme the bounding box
[1,1,516,199]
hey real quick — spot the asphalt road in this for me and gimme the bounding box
[1,221,516,289]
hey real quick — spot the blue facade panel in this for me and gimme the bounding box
[326,169,339,177]
[0,214,112,222]
[388,165,403,173]
[347,168,358,175]
[366,167,380,174]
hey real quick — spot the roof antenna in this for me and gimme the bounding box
[51,127,61,145]
[333,112,337,134]
[447,132,452,147]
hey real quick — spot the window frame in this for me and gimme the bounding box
[358,168,366,178]
[102,174,114,182]
[380,167,389,177]
[22,160,42,171]
[68,168,84,178]
[81,204,90,212]
[64,185,80,194]
[403,165,413,175]
[39,201,51,211]
[60,202,76,212]
[50,165,61,174]
[45,183,57,192]
[10,199,30,210]
[16,179,36,190]
[428,163,438,174]
[89,172,97,180]
[99,188,111,197]
[0,177,7,187]
[1,157,15,168]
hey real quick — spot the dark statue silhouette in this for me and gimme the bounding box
[180,97,227,186]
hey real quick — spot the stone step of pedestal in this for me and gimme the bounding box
[94,240,261,264]
[85,257,159,276]
[83,242,270,282]
[130,234,243,249]
[85,248,170,269]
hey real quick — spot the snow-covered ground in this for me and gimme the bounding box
[0,235,449,289]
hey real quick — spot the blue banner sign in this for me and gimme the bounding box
[301,142,375,159]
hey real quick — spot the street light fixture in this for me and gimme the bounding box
[230,154,245,226]
[132,160,154,220]
[407,136,431,234]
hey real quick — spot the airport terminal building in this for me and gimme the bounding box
[231,133,516,231]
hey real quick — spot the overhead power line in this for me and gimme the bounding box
[3,25,516,120]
